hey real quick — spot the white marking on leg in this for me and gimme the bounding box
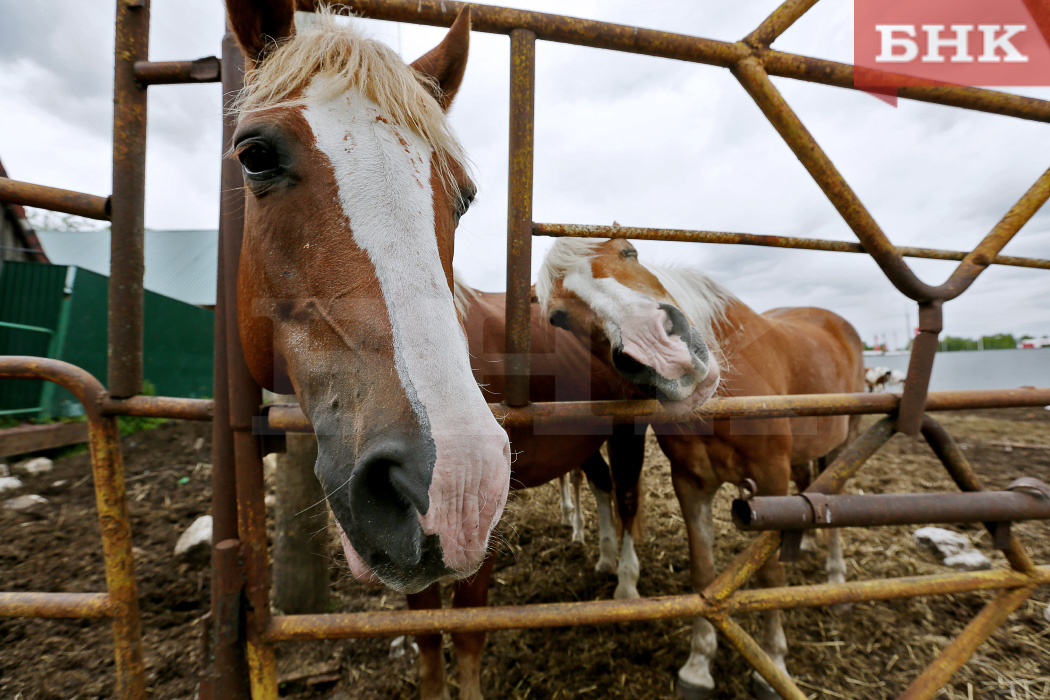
[799,530,818,554]
[558,474,574,527]
[753,609,789,693]
[677,493,717,693]
[305,87,511,578]
[826,528,846,585]
[590,479,618,574]
[614,532,640,599]
[570,468,585,543]
[678,617,717,691]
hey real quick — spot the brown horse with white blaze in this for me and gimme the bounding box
[226,1,510,594]
[538,238,865,700]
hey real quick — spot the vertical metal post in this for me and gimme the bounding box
[217,31,277,699]
[896,301,941,435]
[504,28,536,408]
[109,0,149,398]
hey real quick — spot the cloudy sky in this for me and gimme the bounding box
[2,1,1049,348]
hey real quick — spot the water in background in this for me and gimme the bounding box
[867,349,1050,392]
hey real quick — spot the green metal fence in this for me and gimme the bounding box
[0,261,214,419]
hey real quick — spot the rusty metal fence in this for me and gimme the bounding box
[2,1,1050,699]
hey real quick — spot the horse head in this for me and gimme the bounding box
[227,0,510,594]
[537,238,720,414]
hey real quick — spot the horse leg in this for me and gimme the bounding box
[670,466,718,699]
[581,451,618,574]
[570,467,586,543]
[450,554,496,700]
[752,465,792,700]
[406,585,450,700]
[790,461,818,554]
[558,473,574,527]
[817,449,850,614]
[609,425,646,600]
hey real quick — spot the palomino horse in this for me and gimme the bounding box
[226,1,511,594]
[404,277,648,700]
[538,238,864,700]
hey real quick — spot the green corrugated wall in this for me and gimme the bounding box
[0,261,214,419]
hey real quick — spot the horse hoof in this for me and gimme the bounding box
[613,585,640,600]
[594,560,616,575]
[572,530,586,545]
[751,676,784,700]
[674,677,715,700]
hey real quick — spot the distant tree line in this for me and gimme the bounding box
[892,334,1035,353]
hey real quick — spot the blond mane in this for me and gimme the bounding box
[233,5,468,188]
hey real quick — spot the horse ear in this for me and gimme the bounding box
[225,0,297,64]
[529,284,539,304]
[410,6,471,111]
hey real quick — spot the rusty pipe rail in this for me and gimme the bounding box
[0,176,110,221]
[264,387,1050,433]
[263,565,1050,641]
[534,223,1050,271]
[0,356,145,700]
[318,0,1050,123]
[134,57,220,85]
[732,480,1050,531]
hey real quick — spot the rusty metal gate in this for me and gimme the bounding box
[2,1,1050,699]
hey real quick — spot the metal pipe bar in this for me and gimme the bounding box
[205,32,250,700]
[895,302,941,435]
[133,57,220,85]
[503,28,536,407]
[318,0,1050,123]
[732,487,1050,531]
[215,29,276,700]
[533,223,1050,271]
[0,356,146,700]
[897,586,1035,700]
[922,416,1037,574]
[261,565,1050,641]
[732,56,938,302]
[100,395,213,421]
[264,387,1050,433]
[0,592,114,619]
[940,165,1050,301]
[714,616,809,700]
[743,0,822,49]
[109,0,150,398]
[0,177,110,221]
[705,417,896,600]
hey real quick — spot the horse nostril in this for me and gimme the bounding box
[549,309,569,329]
[345,442,434,570]
[611,346,648,379]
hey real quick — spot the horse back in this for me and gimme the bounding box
[761,306,865,395]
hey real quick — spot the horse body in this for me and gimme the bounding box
[225,1,510,594]
[539,238,864,699]
[406,280,648,700]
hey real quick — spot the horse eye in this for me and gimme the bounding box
[239,145,281,178]
[622,248,638,259]
[455,187,475,221]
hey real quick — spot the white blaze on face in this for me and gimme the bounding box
[562,268,694,381]
[304,87,510,576]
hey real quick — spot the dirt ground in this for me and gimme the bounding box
[2,407,1049,700]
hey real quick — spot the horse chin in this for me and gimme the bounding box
[658,362,720,415]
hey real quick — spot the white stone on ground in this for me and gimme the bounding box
[914,526,990,571]
[0,463,9,477]
[174,514,213,564]
[14,457,53,476]
[3,494,48,514]
[0,476,23,495]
